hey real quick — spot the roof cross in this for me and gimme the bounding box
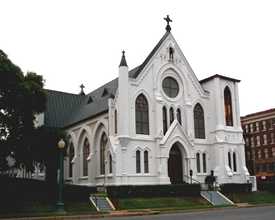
[80,84,85,95]
[164,15,172,32]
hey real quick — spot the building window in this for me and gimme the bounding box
[271,133,275,144]
[272,147,275,157]
[176,108,182,125]
[262,121,266,130]
[162,106,168,135]
[109,154,112,174]
[224,86,233,126]
[245,138,249,146]
[100,133,108,175]
[135,94,149,135]
[68,143,74,178]
[250,124,254,133]
[256,136,260,146]
[196,153,201,173]
[257,150,262,159]
[264,148,269,159]
[233,152,237,172]
[114,110,117,134]
[202,153,207,173]
[263,134,267,145]
[162,76,179,98]
[256,122,259,131]
[194,103,205,139]
[144,150,149,173]
[250,137,254,147]
[83,138,90,177]
[136,150,141,173]
[228,152,232,169]
[169,107,174,125]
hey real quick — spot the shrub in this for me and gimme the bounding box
[107,184,201,198]
[220,183,252,193]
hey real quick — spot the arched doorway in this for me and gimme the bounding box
[168,143,183,184]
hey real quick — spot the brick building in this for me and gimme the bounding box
[241,108,275,181]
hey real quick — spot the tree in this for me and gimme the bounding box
[0,49,47,172]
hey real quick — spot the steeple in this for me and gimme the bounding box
[119,50,128,67]
[164,15,172,32]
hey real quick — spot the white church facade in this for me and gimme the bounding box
[42,17,250,186]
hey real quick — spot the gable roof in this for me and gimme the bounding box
[129,31,170,78]
[200,74,240,84]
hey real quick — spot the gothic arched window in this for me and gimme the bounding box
[114,110,117,134]
[135,94,149,135]
[162,106,168,135]
[83,138,90,177]
[233,152,237,172]
[196,153,201,173]
[194,103,205,139]
[109,154,112,174]
[136,150,141,173]
[224,86,233,126]
[100,133,108,175]
[177,108,182,125]
[202,153,207,173]
[68,142,74,178]
[144,150,149,173]
[169,107,174,125]
[228,152,232,169]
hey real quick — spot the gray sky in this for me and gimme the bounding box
[1,0,274,116]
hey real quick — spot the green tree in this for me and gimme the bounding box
[0,49,47,172]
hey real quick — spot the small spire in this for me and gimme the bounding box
[79,84,85,95]
[164,15,172,32]
[119,50,128,67]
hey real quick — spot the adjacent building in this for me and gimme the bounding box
[241,108,275,181]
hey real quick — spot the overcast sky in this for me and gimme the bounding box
[1,0,274,116]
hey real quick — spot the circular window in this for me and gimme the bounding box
[162,77,179,98]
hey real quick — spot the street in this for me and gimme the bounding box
[92,206,275,220]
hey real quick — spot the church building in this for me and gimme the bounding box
[42,17,250,186]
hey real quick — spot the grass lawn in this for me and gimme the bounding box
[114,197,211,211]
[226,191,275,204]
[0,200,97,218]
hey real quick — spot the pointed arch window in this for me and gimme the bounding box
[196,153,201,173]
[228,152,232,169]
[194,103,205,139]
[109,154,112,174]
[68,143,74,178]
[224,86,233,126]
[136,150,141,173]
[100,133,108,175]
[114,110,117,134]
[169,107,174,125]
[135,94,149,135]
[233,152,237,172]
[177,108,182,125]
[202,153,207,173]
[144,150,149,173]
[83,138,90,177]
[162,106,168,135]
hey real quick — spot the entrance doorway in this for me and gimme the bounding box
[168,143,183,184]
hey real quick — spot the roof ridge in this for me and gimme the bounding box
[45,89,80,96]
[131,31,170,78]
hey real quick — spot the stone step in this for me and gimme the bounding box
[90,195,115,212]
[201,191,234,206]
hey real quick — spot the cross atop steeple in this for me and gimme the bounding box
[164,15,172,32]
[79,84,85,95]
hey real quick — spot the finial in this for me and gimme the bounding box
[80,84,85,95]
[164,15,172,32]
[119,50,128,67]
